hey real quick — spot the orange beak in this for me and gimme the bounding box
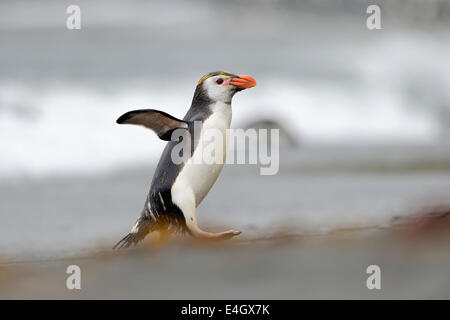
[230,75,256,89]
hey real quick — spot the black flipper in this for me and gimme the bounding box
[116,109,188,141]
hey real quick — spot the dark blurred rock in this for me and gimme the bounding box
[243,118,300,149]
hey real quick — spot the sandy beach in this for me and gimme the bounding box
[2,147,450,299]
[2,218,450,299]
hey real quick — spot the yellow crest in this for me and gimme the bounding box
[197,71,235,86]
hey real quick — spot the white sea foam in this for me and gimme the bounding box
[0,75,442,179]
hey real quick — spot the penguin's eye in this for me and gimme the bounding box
[216,78,224,85]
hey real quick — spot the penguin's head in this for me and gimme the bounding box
[195,71,256,104]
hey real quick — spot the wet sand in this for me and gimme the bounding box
[1,219,450,299]
[1,147,450,299]
[2,146,450,258]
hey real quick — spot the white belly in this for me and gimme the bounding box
[172,102,232,207]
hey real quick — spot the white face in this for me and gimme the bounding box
[203,75,237,104]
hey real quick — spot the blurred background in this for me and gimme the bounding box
[1,0,450,299]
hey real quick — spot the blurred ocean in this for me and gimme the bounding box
[1,0,450,178]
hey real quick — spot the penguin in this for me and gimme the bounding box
[113,71,256,249]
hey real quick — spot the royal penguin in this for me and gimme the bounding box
[114,71,256,249]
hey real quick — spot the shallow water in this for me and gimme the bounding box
[1,147,450,260]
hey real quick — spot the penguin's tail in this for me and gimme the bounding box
[113,216,152,250]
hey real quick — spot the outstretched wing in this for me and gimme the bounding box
[116,109,188,141]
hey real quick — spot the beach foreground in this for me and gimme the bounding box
[1,211,450,299]
[2,146,450,299]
